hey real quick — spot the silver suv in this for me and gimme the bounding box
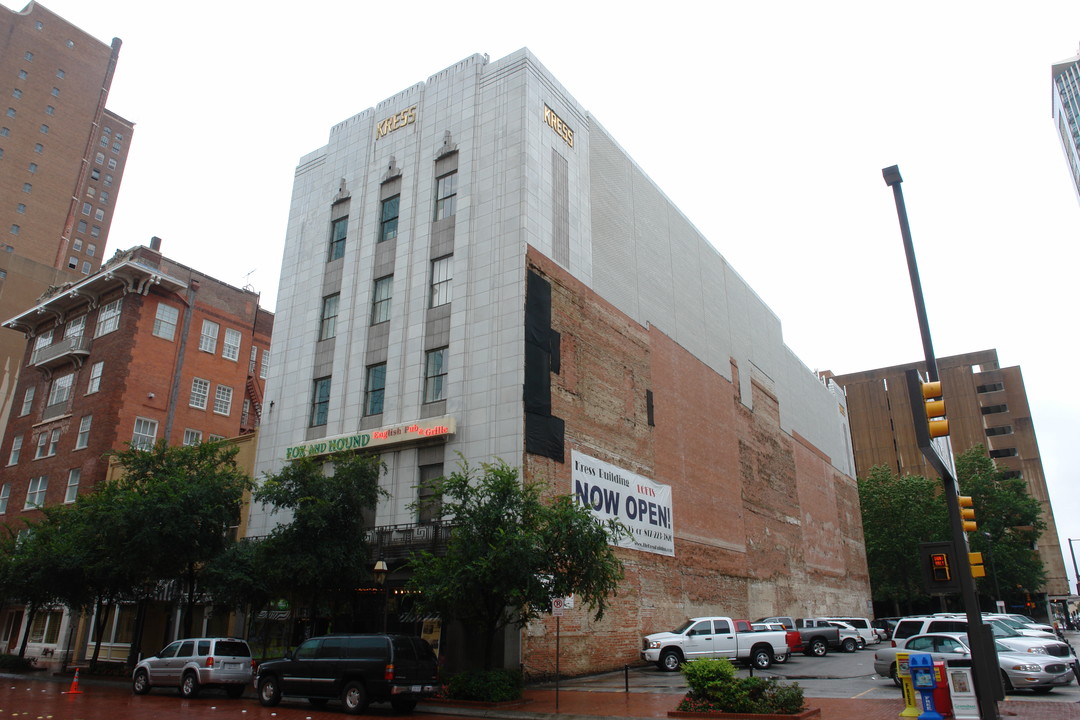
[132,637,254,698]
[890,616,1074,663]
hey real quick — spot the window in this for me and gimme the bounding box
[100,191,109,204]
[0,484,9,514]
[18,385,33,416]
[371,276,392,324]
[81,202,91,215]
[5,108,14,118]
[242,398,250,426]
[63,315,84,339]
[260,349,270,379]
[379,195,399,242]
[153,303,179,340]
[86,361,103,394]
[39,124,48,134]
[16,204,25,214]
[8,435,22,465]
[976,382,1004,393]
[64,468,80,503]
[107,158,116,170]
[95,152,103,164]
[320,294,339,340]
[33,331,52,353]
[50,87,57,96]
[11,89,21,99]
[35,433,48,459]
[213,385,232,415]
[365,364,386,415]
[46,428,60,456]
[189,378,209,409]
[328,217,347,260]
[27,162,36,173]
[81,261,90,274]
[208,434,225,442]
[67,256,77,269]
[222,328,241,360]
[104,174,113,187]
[431,256,452,307]
[989,448,1018,458]
[985,425,1013,437]
[25,477,47,510]
[434,171,457,220]
[73,238,83,251]
[249,346,258,373]
[183,429,202,446]
[24,51,32,61]
[44,105,53,115]
[95,298,121,336]
[47,373,73,407]
[199,320,219,352]
[23,182,31,193]
[94,208,104,221]
[417,463,443,523]
[10,225,19,236]
[34,143,42,153]
[311,377,331,426]
[99,134,108,148]
[131,417,158,450]
[1,127,9,136]
[75,415,91,449]
[56,69,64,78]
[424,348,448,403]
[87,238,97,251]
[981,404,1008,415]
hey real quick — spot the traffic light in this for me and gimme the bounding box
[959,495,977,532]
[921,381,949,438]
[930,552,951,582]
[968,552,986,578]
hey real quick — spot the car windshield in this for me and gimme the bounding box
[993,617,1027,630]
[671,620,696,634]
[988,620,1019,638]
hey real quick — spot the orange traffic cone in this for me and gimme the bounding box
[62,668,83,694]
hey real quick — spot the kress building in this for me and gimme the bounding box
[246,49,870,675]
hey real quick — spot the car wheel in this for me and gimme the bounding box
[1000,670,1013,693]
[805,639,828,657]
[889,662,901,688]
[841,638,857,653]
[342,680,368,715]
[258,676,282,706]
[659,649,683,672]
[132,669,151,695]
[225,684,245,699]
[180,671,200,699]
[772,652,789,664]
[308,698,329,706]
[751,648,772,670]
[391,696,419,713]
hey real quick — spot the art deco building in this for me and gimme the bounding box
[248,49,869,675]
[1053,46,1080,203]
[0,241,272,659]
[0,2,133,444]
[830,349,1070,603]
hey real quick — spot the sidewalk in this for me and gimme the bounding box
[419,686,1080,720]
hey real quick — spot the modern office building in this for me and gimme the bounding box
[1052,46,1080,203]
[0,2,133,445]
[829,349,1070,603]
[0,241,271,662]
[248,49,869,675]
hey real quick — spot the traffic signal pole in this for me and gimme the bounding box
[884,166,1001,720]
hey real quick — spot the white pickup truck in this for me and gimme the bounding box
[640,617,790,671]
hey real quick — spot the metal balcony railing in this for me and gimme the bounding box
[32,336,91,369]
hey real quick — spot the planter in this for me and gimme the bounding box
[668,708,820,720]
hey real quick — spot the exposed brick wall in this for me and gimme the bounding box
[520,249,870,677]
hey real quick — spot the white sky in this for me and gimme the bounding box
[26,1,1080,591]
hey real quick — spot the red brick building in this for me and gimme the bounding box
[0,242,271,656]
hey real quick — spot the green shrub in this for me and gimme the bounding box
[0,654,37,672]
[445,668,524,702]
[677,659,804,715]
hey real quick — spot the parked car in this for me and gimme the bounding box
[254,633,439,714]
[890,615,1075,664]
[827,621,864,652]
[750,622,797,663]
[754,616,842,657]
[871,617,901,641]
[873,632,1074,693]
[132,637,254,698]
[641,616,789,670]
[816,616,881,646]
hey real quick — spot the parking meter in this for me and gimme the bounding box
[909,653,944,720]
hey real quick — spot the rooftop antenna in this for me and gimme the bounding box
[242,269,256,292]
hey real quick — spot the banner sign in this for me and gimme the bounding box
[285,416,455,460]
[571,450,674,557]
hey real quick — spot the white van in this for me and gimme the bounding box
[817,616,880,645]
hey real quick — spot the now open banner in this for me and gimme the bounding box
[571,450,675,557]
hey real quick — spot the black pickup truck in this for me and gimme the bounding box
[754,617,842,656]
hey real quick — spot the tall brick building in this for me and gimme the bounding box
[830,350,1070,606]
[248,49,870,675]
[0,241,271,657]
[0,2,133,446]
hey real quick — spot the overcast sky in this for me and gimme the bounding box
[24,1,1080,592]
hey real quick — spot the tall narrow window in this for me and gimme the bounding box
[328,217,348,260]
[434,171,457,220]
[75,415,91,449]
[7,435,22,465]
[131,417,158,450]
[64,469,80,503]
[86,361,103,394]
[424,348,448,403]
[222,328,242,360]
[153,303,179,340]
[35,433,48,459]
[260,349,270,379]
[249,346,258,373]
[430,256,452,307]
[47,428,60,456]
[64,315,85,339]
[95,298,121,336]
[365,364,386,415]
[417,463,444,523]
[371,276,392,324]
[379,195,399,242]
[47,373,73,407]
[311,377,331,426]
[214,385,233,415]
[0,484,9,514]
[320,294,340,340]
[20,386,34,415]
[25,476,47,510]
[199,320,219,353]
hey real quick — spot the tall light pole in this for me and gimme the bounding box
[373,559,389,633]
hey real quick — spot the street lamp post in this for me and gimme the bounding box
[373,559,389,633]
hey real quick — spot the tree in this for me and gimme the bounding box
[406,458,626,669]
[251,451,387,635]
[956,445,1047,606]
[856,465,949,614]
